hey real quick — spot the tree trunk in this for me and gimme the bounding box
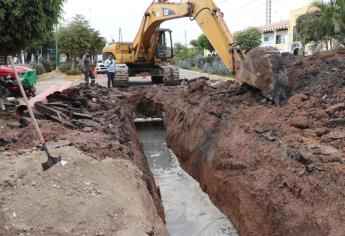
[71,55,75,70]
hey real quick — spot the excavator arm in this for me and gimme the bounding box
[130,0,291,103]
[133,0,242,73]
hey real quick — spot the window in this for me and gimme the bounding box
[276,34,285,44]
[264,36,270,42]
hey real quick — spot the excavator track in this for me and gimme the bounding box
[162,66,180,86]
[114,64,129,88]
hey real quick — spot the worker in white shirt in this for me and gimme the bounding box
[105,54,116,88]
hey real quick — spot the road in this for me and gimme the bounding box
[35,69,229,93]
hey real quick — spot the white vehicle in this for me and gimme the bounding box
[96,62,107,74]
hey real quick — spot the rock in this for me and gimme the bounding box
[47,140,71,149]
[327,131,345,140]
[82,127,93,132]
[87,102,102,112]
[288,93,309,105]
[6,122,21,129]
[313,110,329,119]
[315,128,330,137]
[325,102,345,115]
[323,118,345,128]
[290,116,310,129]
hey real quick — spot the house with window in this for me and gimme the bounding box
[261,20,290,52]
[260,6,319,54]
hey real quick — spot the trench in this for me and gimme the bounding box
[136,121,239,236]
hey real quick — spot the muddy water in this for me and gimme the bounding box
[136,123,238,236]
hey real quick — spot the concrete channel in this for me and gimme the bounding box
[136,121,239,236]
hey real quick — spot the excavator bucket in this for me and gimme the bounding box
[237,47,292,105]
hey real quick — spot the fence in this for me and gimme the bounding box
[175,55,230,76]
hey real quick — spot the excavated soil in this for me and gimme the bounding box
[0,84,167,235]
[1,49,345,236]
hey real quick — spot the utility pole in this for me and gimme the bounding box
[118,27,123,43]
[266,0,272,25]
[184,30,187,47]
[55,24,59,70]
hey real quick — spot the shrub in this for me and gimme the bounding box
[30,63,45,75]
[41,60,53,72]
[65,69,82,75]
[59,62,72,73]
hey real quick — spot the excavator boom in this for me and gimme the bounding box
[103,0,291,103]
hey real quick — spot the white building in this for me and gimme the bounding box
[261,20,290,53]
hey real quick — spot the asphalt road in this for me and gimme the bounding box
[35,69,229,93]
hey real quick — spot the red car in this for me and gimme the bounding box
[0,65,37,98]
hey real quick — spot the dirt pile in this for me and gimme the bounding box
[0,49,344,236]
[0,84,167,235]
[140,50,344,236]
[0,146,167,236]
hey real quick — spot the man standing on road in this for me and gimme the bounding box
[105,54,116,88]
[82,50,95,86]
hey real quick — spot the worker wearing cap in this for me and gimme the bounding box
[82,50,95,86]
[105,54,116,88]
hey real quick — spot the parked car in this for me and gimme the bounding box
[96,62,107,74]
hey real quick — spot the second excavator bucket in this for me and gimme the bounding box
[236,47,292,105]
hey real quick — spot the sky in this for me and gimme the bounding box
[62,0,314,45]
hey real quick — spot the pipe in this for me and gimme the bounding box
[16,81,74,119]
[134,117,164,123]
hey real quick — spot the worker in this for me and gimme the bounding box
[105,54,116,88]
[82,50,95,86]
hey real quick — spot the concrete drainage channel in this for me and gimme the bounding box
[135,120,238,236]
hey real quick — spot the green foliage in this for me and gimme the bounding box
[234,27,262,52]
[196,34,214,53]
[58,63,72,73]
[190,40,198,48]
[65,69,82,75]
[30,63,46,75]
[334,0,345,44]
[0,0,64,56]
[57,15,106,68]
[172,44,197,64]
[41,60,54,73]
[296,0,345,51]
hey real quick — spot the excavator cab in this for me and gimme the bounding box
[156,29,173,60]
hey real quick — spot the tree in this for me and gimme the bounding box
[57,15,106,69]
[190,40,198,49]
[0,0,64,60]
[312,0,336,50]
[296,0,345,53]
[296,13,320,53]
[334,0,345,45]
[196,34,215,53]
[234,27,262,52]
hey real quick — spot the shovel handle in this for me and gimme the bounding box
[8,56,45,145]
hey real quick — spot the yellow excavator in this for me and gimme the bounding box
[103,0,291,104]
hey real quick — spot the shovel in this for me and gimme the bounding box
[8,56,61,171]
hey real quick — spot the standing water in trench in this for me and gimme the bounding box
[136,122,238,236]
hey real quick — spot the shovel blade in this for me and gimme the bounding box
[42,156,61,171]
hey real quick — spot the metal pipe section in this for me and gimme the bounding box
[134,117,164,123]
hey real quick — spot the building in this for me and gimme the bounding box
[261,20,290,52]
[260,6,319,54]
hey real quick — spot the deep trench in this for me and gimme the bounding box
[135,121,238,236]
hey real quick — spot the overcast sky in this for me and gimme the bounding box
[63,0,314,45]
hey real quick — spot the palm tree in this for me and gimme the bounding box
[334,0,345,45]
[312,0,336,50]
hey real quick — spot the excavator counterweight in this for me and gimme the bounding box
[102,0,292,103]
